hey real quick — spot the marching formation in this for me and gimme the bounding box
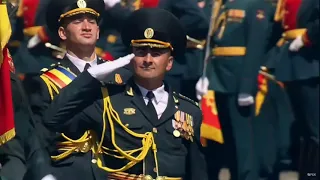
[0,0,318,180]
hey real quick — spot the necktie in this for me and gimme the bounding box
[84,63,91,71]
[146,91,158,120]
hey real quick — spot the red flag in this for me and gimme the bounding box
[0,46,15,146]
[200,90,224,145]
[0,1,15,146]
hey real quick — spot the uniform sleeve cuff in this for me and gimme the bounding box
[302,32,312,47]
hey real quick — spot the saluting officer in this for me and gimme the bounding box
[42,8,208,180]
[23,0,132,179]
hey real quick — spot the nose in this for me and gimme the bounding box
[82,19,91,31]
[145,53,153,63]
[142,53,153,66]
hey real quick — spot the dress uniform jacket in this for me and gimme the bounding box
[267,0,319,82]
[204,0,280,180]
[23,57,132,180]
[42,71,208,180]
[207,0,279,94]
[159,0,209,80]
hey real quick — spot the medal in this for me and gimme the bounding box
[173,130,180,137]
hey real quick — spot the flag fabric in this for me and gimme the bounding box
[255,74,268,116]
[0,1,15,146]
[200,90,224,145]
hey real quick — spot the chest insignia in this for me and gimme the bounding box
[124,108,136,115]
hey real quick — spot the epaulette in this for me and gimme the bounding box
[173,92,199,107]
[40,63,60,73]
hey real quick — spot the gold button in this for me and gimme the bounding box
[153,167,157,172]
[125,123,129,127]
[91,159,97,164]
[152,128,158,133]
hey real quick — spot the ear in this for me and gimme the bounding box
[58,26,67,40]
[165,55,174,71]
[96,27,100,40]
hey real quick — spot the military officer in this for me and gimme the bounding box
[22,0,132,179]
[269,0,319,179]
[42,8,208,180]
[196,0,283,179]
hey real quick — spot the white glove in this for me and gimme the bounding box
[195,76,209,101]
[41,174,57,180]
[289,36,304,52]
[104,0,121,9]
[238,93,254,106]
[88,53,134,81]
[27,34,41,49]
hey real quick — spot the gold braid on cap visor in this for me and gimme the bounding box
[131,39,173,51]
[59,8,100,22]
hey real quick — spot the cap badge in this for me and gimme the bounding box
[77,0,87,8]
[144,28,154,39]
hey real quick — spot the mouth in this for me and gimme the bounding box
[140,66,154,70]
[81,33,92,38]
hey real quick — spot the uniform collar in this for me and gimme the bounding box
[66,53,98,72]
[125,78,179,105]
[136,83,166,104]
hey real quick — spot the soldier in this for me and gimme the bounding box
[41,8,208,180]
[196,0,283,179]
[22,0,132,179]
[269,0,319,179]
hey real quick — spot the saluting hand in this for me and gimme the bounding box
[88,53,135,81]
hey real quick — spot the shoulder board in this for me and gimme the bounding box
[174,92,199,107]
[41,64,77,89]
[40,63,59,73]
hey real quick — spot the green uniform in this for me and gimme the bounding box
[205,0,281,179]
[23,57,131,180]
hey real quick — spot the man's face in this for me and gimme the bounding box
[132,46,173,80]
[58,14,99,47]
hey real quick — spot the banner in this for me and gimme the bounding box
[0,1,15,146]
[200,90,224,145]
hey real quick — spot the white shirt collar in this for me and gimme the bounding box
[136,84,167,104]
[66,53,98,72]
